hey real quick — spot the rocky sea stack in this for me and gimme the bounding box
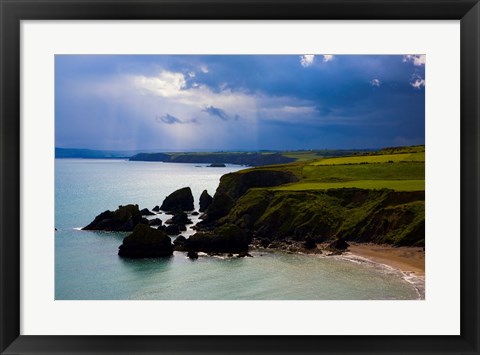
[82,204,148,232]
[118,224,173,258]
[160,187,194,212]
[199,190,213,212]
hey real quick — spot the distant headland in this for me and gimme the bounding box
[55,147,379,167]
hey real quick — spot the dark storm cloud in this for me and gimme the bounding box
[55,54,425,150]
[156,114,183,124]
[202,106,230,121]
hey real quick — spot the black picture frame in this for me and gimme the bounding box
[1,1,479,354]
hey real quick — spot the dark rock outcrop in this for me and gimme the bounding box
[199,190,213,212]
[149,218,163,226]
[165,211,192,225]
[82,204,148,232]
[152,205,160,212]
[140,208,155,216]
[187,250,199,259]
[160,187,194,212]
[185,224,249,253]
[328,238,350,251]
[118,224,173,258]
[260,238,271,248]
[238,251,253,258]
[173,235,187,251]
[165,224,181,235]
[208,163,226,167]
[303,236,317,250]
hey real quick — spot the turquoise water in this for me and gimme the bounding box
[55,159,420,300]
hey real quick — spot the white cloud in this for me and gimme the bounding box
[131,70,257,119]
[199,65,209,73]
[410,78,426,89]
[300,54,334,67]
[299,55,315,67]
[410,73,425,89]
[370,79,381,87]
[323,55,334,62]
[133,71,186,97]
[403,54,426,66]
[188,71,196,78]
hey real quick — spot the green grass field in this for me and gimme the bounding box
[377,145,425,154]
[302,161,424,182]
[312,152,425,165]
[241,145,425,192]
[274,179,425,192]
[282,151,322,162]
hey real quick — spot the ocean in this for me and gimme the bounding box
[55,159,420,300]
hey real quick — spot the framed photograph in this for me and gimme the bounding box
[1,0,479,354]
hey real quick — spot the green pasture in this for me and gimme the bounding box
[273,179,425,192]
[235,145,425,192]
[378,145,425,155]
[312,152,425,165]
[302,162,424,182]
[282,151,322,162]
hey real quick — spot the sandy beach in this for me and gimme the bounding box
[346,242,425,276]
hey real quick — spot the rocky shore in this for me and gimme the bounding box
[82,164,424,262]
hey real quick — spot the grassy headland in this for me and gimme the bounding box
[198,145,425,248]
[128,149,375,167]
[129,152,296,166]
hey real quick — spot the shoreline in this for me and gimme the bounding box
[346,242,424,277]
[251,240,425,299]
[337,242,425,299]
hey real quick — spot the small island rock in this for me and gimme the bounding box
[118,224,173,258]
[82,204,148,232]
[160,187,194,212]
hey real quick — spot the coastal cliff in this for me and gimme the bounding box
[198,164,425,247]
[201,169,299,222]
[209,188,424,246]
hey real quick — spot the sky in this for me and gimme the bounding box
[55,54,425,151]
